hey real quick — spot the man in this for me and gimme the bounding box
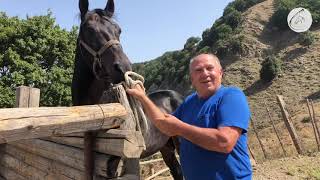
[126,53,252,180]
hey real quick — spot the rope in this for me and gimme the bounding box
[123,71,149,138]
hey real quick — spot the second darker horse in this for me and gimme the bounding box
[72,0,183,179]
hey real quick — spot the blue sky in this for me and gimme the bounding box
[0,0,234,63]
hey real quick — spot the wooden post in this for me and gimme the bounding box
[15,86,40,108]
[250,117,268,159]
[307,99,320,151]
[310,99,320,149]
[276,95,303,154]
[101,84,142,179]
[247,143,256,166]
[265,105,287,156]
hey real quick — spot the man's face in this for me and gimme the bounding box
[190,54,223,99]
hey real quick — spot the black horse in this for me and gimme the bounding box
[72,0,182,179]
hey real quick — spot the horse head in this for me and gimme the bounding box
[78,0,131,85]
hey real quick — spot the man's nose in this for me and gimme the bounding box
[201,69,210,76]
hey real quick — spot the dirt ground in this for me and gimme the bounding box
[141,152,320,179]
[253,152,320,180]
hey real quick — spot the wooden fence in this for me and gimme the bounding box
[0,86,144,180]
[248,95,320,162]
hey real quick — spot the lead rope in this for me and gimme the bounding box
[123,71,149,140]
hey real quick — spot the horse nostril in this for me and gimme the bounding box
[114,63,124,74]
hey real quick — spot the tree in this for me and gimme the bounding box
[0,12,78,107]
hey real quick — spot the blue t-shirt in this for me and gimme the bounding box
[173,85,252,180]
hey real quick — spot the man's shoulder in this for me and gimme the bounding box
[184,92,197,102]
[222,85,246,96]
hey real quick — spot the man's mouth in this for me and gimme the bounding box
[200,80,212,83]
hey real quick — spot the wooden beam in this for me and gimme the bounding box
[10,139,123,177]
[0,103,127,144]
[0,144,84,180]
[44,129,144,158]
[277,95,303,154]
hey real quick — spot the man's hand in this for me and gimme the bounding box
[126,83,146,100]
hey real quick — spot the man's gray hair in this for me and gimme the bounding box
[189,53,222,72]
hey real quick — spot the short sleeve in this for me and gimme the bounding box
[172,102,184,120]
[216,88,250,133]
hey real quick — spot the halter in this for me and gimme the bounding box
[79,39,120,80]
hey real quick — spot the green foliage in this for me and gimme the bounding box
[223,9,242,29]
[301,116,311,123]
[272,0,320,30]
[183,37,201,51]
[271,0,296,30]
[0,12,77,107]
[260,55,282,82]
[198,0,264,56]
[224,0,264,14]
[299,31,316,47]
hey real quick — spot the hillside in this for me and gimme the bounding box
[138,1,320,178]
[134,0,320,128]
[223,0,320,128]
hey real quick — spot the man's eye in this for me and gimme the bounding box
[207,66,215,71]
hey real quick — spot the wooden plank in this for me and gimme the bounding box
[0,151,52,180]
[10,139,123,177]
[0,103,127,144]
[277,95,303,154]
[0,144,84,180]
[44,129,144,158]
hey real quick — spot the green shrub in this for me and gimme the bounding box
[260,55,282,82]
[299,31,316,47]
[224,9,242,29]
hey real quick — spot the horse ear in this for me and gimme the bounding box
[79,0,89,19]
[105,0,114,17]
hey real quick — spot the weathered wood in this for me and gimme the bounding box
[277,95,303,154]
[145,168,170,180]
[102,85,142,178]
[10,139,123,177]
[0,164,25,180]
[140,158,164,165]
[247,143,256,165]
[250,117,268,159]
[265,106,287,156]
[44,129,144,158]
[0,103,127,144]
[0,151,52,180]
[110,174,140,180]
[15,86,40,108]
[310,99,320,150]
[0,144,84,180]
